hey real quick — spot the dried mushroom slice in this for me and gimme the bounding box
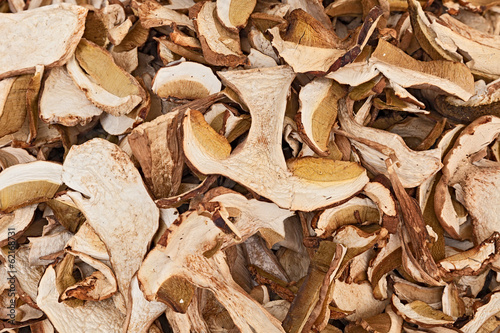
[37,265,125,333]
[0,4,87,79]
[0,205,36,247]
[62,138,159,306]
[151,62,221,100]
[132,0,194,30]
[391,275,443,308]
[391,294,454,327]
[193,1,248,67]
[0,75,31,139]
[461,292,500,333]
[0,161,62,213]
[73,39,146,116]
[40,66,102,126]
[65,222,109,261]
[338,98,442,188]
[370,39,475,101]
[184,66,369,211]
[0,147,35,170]
[216,0,257,31]
[296,78,346,155]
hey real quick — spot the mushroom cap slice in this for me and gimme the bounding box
[391,294,454,327]
[183,66,369,211]
[216,0,257,31]
[461,291,500,333]
[36,266,125,333]
[0,161,62,213]
[0,4,87,79]
[40,66,102,126]
[0,204,36,247]
[151,62,221,100]
[62,138,159,306]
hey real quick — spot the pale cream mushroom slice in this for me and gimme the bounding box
[28,224,73,266]
[36,265,125,333]
[132,0,194,30]
[296,78,346,156]
[338,97,442,188]
[0,147,35,170]
[391,275,443,309]
[65,222,109,261]
[138,190,293,332]
[62,138,159,307]
[151,62,221,100]
[461,291,500,333]
[441,115,500,243]
[193,1,248,67]
[0,161,62,213]
[0,205,36,247]
[369,39,475,101]
[0,4,87,79]
[183,66,369,211]
[40,66,102,126]
[391,294,454,327]
[216,0,257,31]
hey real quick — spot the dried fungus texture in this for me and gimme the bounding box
[4,0,500,332]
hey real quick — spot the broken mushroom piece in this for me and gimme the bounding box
[62,138,159,307]
[0,161,62,213]
[0,204,36,247]
[0,4,87,79]
[216,0,257,31]
[151,62,221,100]
[183,66,369,211]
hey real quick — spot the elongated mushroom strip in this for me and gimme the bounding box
[0,4,87,79]
[338,97,442,188]
[62,138,159,306]
[184,66,368,211]
[0,161,62,213]
[37,266,125,333]
[391,294,454,327]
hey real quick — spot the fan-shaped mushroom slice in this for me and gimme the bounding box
[183,66,369,211]
[0,4,87,79]
[338,97,442,188]
[0,161,62,213]
[441,116,500,243]
[151,62,221,100]
[370,39,475,101]
[0,205,36,247]
[37,266,125,333]
[62,138,159,306]
[296,78,346,155]
[193,1,248,67]
[40,67,102,126]
[391,294,454,327]
[216,0,256,31]
[132,0,194,30]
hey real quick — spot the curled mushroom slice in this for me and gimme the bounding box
[441,116,500,243]
[296,78,346,155]
[39,67,102,126]
[0,161,62,213]
[183,66,369,211]
[36,265,125,333]
[0,4,87,79]
[132,0,194,30]
[65,222,109,261]
[151,62,221,100]
[369,39,475,101]
[62,138,159,306]
[461,291,500,333]
[338,97,442,188]
[0,205,36,247]
[391,294,454,327]
[0,147,35,170]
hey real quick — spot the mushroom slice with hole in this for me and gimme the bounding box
[391,294,454,327]
[183,66,369,211]
[193,1,248,67]
[0,4,87,79]
[216,0,257,31]
[0,161,62,213]
[151,62,221,100]
[338,98,442,188]
[369,39,475,101]
[296,78,346,156]
[0,205,36,247]
[40,67,102,126]
[441,115,500,243]
[62,138,159,307]
[461,291,500,333]
[36,265,125,333]
[132,0,194,30]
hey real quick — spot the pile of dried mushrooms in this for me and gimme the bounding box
[2,0,500,332]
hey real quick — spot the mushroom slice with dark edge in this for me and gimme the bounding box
[151,62,221,100]
[183,66,369,211]
[36,265,125,333]
[0,4,87,80]
[39,66,102,126]
[138,189,293,333]
[461,291,500,333]
[391,294,454,327]
[441,115,500,243]
[216,0,257,31]
[0,161,62,213]
[62,138,159,307]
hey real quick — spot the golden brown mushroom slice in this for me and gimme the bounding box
[216,0,257,31]
[0,4,87,79]
[138,190,293,332]
[151,62,221,100]
[62,138,159,307]
[391,294,454,327]
[183,66,369,211]
[40,66,102,126]
[0,161,62,213]
[0,204,36,247]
